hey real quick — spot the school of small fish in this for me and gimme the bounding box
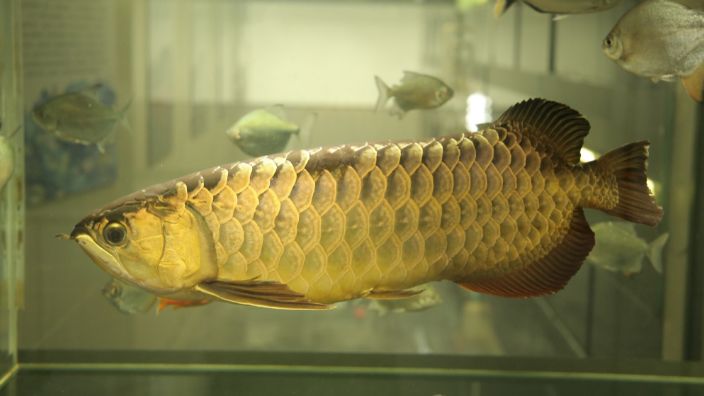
[67,99,662,311]
[602,0,704,101]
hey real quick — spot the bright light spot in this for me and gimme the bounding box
[465,93,492,132]
[647,179,657,196]
[580,147,597,163]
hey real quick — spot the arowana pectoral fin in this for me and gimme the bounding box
[195,280,333,310]
[682,64,704,102]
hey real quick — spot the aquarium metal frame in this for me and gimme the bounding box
[0,0,23,386]
[13,350,704,386]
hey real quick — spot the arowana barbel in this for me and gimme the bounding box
[68,99,663,310]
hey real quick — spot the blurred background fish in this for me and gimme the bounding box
[32,85,131,152]
[494,0,622,16]
[587,221,669,276]
[102,278,157,315]
[225,106,316,157]
[602,0,704,101]
[374,71,453,118]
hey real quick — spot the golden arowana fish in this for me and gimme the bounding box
[67,99,663,310]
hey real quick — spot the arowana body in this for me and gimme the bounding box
[68,99,663,310]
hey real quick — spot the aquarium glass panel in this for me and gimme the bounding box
[13,0,704,384]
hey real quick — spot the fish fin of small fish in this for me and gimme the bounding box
[458,208,594,298]
[646,233,670,274]
[682,64,704,102]
[494,0,517,16]
[400,70,427,82]
[592,141,663,226]
[365,288,424,300]
[96,142,106,154]
[74,83,104,97]
[386,100,406,119]
[266,104,288,119]
[374,76,391,112]
[195,280,334,310]
[118,98,133,133]
[494,98,589,164]
[552,14,570,21]
[157,298,211,313]
[297,112,318,147]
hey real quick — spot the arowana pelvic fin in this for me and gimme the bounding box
[365,288,424,300]
[195,280,333,310]
[459,208,595,297]
[157,298,211,313]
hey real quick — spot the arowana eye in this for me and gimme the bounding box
[103,222,127,246]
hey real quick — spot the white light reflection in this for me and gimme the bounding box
[580,147,597,163]
[465,93,492,132]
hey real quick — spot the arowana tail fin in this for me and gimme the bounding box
[593,141,663,227]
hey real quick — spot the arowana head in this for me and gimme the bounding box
[68,182,218,294]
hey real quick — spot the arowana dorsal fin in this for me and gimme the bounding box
[196,280,333,310]
[458,208,595,297]
[492,98,590,165]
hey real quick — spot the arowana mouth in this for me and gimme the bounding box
[73,234,132,281]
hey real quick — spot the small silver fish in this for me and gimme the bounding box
[32,86,130,153]
[102,278,157,315]
[374,71,454,118]
[225,106,316,157]
[602,0,704,101]
[495,0,621,16]
[366,285,443,316]
[587,221,669,276]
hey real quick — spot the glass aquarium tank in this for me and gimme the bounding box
[1,0,703,394]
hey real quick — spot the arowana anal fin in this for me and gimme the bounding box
[365,288,424,300]
[491,98,590,165]
[682,64,704,102]
[459,208,595,298]
[195,280,333,310]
